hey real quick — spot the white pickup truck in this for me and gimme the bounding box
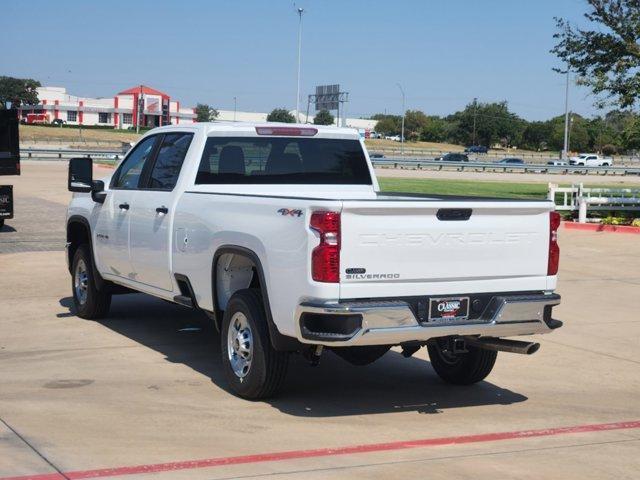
[66,122,562,399]
[569,153,613,167]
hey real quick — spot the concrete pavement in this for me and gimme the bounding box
[0,162,638,479]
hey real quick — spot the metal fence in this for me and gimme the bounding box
[368,145,640,166]
[20,147,127,160]
[548,183,640,222]
[18,147,640,177]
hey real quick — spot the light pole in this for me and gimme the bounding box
[472,97,478,146]
[396,83,405,156]
[233,96,237,122]
[295,7,304,123]
[562,69,570,159]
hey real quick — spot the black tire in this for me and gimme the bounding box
[427,338,497,385]
[221,289,288,399]
[332,345,390,366]
[71,244,111,319]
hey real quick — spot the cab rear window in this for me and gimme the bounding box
[195,137,372,185]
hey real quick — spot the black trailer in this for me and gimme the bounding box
[0,109,20,228]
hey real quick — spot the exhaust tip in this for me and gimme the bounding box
[526,343,541,355]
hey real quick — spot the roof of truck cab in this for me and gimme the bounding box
[147,122,361,139]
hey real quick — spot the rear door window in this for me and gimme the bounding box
[195,137,372,185]
[146,133,193,190]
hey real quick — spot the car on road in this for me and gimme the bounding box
[65,122,563,399]
[547,160,568,166]
[51,118,65,126]
[497,157,524,164]
[385,134,402,142]
[435,153,469,162]
[569,153,612,167]
[369,153,385,159]
[464,145,489,154]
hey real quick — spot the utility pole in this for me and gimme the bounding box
[562,69,570,159]
[233,96,237,122]
[136,85,143,134]
[295,7,304,123]
[472,97,478,146]
[396,83,405,156]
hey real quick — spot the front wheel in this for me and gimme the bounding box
[71,244,111,319]
[221,289,289,399]
[427,337,497,385]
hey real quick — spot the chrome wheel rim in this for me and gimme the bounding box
[74,259,89,305]
[227,312,253,378]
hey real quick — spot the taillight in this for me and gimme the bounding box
[548,211,561,275]
[310,211,340,283]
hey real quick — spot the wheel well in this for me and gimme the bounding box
[212,247,303,352]
[67,220,91,272]
[214,253,260,315]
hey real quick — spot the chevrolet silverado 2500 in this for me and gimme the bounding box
[66,122,562,399]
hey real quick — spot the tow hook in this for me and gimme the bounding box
[452,338,468,354]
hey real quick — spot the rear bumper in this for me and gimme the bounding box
[296,293,561,346]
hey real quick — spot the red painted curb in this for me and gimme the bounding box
[562,221,640,234]
[3,420,639,480]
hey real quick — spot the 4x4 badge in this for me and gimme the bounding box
[277,208,303,217]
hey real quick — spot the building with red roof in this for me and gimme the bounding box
[19,85,196,128]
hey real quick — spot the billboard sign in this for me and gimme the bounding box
[315,84,339,111]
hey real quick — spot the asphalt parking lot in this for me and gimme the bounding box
[1,162,639,480]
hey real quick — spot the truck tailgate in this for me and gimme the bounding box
[339,198,553,298]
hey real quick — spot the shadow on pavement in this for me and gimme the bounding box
[59,293,528,417]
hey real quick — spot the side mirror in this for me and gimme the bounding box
[68,157,106,204]
[68,157,93,192]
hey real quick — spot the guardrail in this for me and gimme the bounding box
[20,147,127,160]
[549,183,640,222]
[19,148,640,177]
[371,157,640,176]
[367,145,640,165]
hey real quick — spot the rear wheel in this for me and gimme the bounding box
[71,244,111,319]
[427,337,497,385]
[221,289,289,399]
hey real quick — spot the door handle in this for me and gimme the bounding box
[118,203,130,211]
[156,206,169,215]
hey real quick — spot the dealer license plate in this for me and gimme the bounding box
[428,297,470,322]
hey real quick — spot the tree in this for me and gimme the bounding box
[0,76,41,108]
[552,0,640,109]
[195,103,218,122]
[521,121,554,150]
[373,114,401,135]
[267,108,295,123]
[420,116,450,142]
[447,101,525,147]
[403,110,430,141]
[313,109,334,125]
[622,116,640,150]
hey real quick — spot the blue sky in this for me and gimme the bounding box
[2,0,599,121]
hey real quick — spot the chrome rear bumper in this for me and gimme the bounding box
[296,293,561,346]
